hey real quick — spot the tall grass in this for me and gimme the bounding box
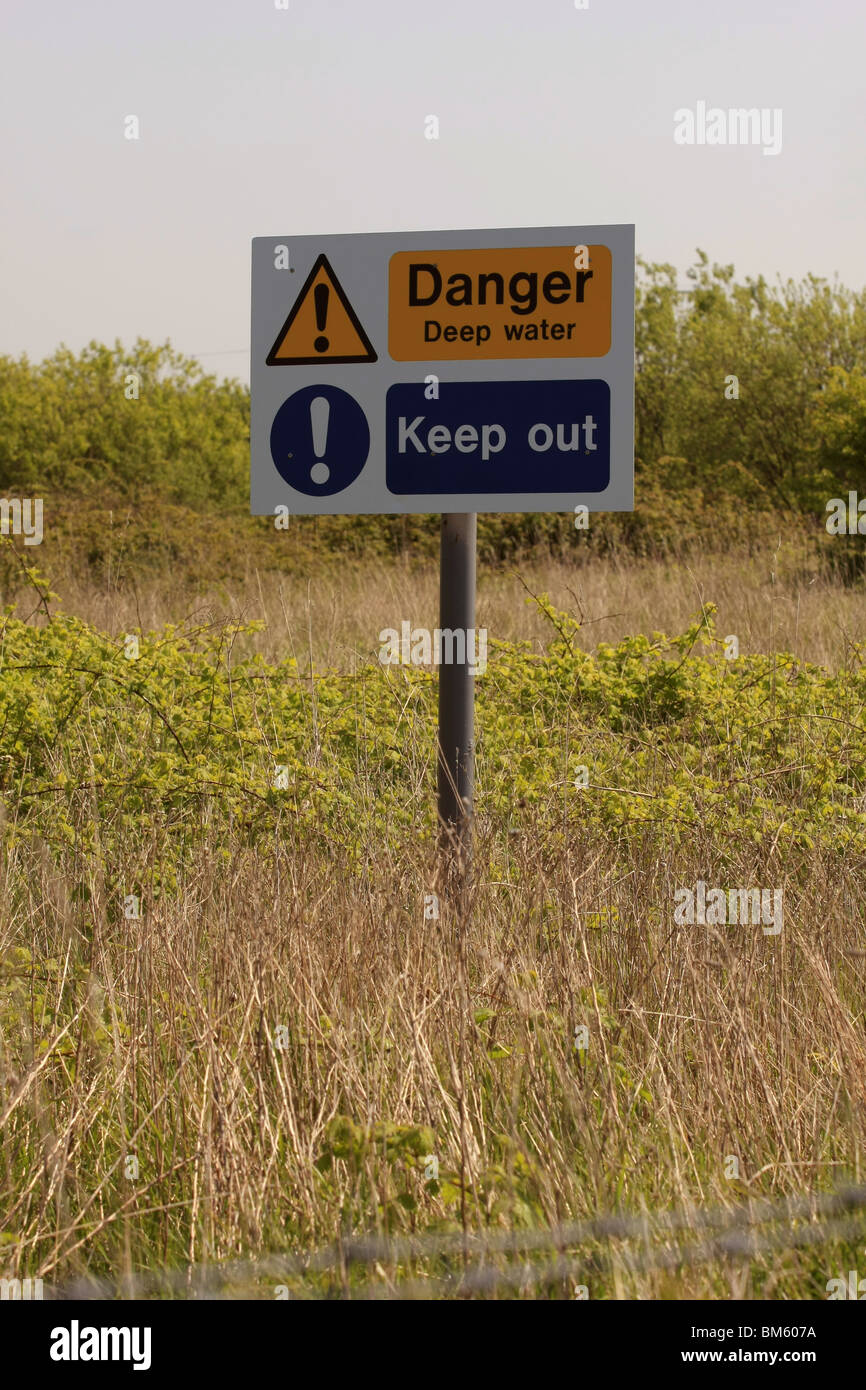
[1,542,865,1299]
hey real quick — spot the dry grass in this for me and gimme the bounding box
[4,819,865,1299]
[1,541,865,1299]
[54,537,864,673]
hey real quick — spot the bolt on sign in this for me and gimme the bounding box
[250,225,634,516]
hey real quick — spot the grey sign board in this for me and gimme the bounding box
[250,224,634,515]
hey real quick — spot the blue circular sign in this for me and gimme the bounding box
[270,384,370,497]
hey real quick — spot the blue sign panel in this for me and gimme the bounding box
[386,379,610,495]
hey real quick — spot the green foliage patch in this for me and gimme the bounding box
[1,592,863,895]
[2,249,865,584]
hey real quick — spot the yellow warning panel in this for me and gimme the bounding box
[388,245,611,360]
[266,254,377,365]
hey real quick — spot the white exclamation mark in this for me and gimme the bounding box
[309,396,330,484]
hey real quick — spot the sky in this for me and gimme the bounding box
[1,0,864,384]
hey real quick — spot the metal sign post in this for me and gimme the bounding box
[437,513,477,877]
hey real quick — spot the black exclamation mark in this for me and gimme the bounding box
[314,283,329,353]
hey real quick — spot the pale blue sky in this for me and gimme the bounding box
[2,0,863,383]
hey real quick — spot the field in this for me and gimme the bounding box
[2,262,865,1297]
[2,527,866,1299]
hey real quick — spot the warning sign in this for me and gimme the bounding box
[266,253,377,365]
[388,245,611,360]
[251,223,634,515]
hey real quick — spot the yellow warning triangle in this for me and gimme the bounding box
[266,254,377,365]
